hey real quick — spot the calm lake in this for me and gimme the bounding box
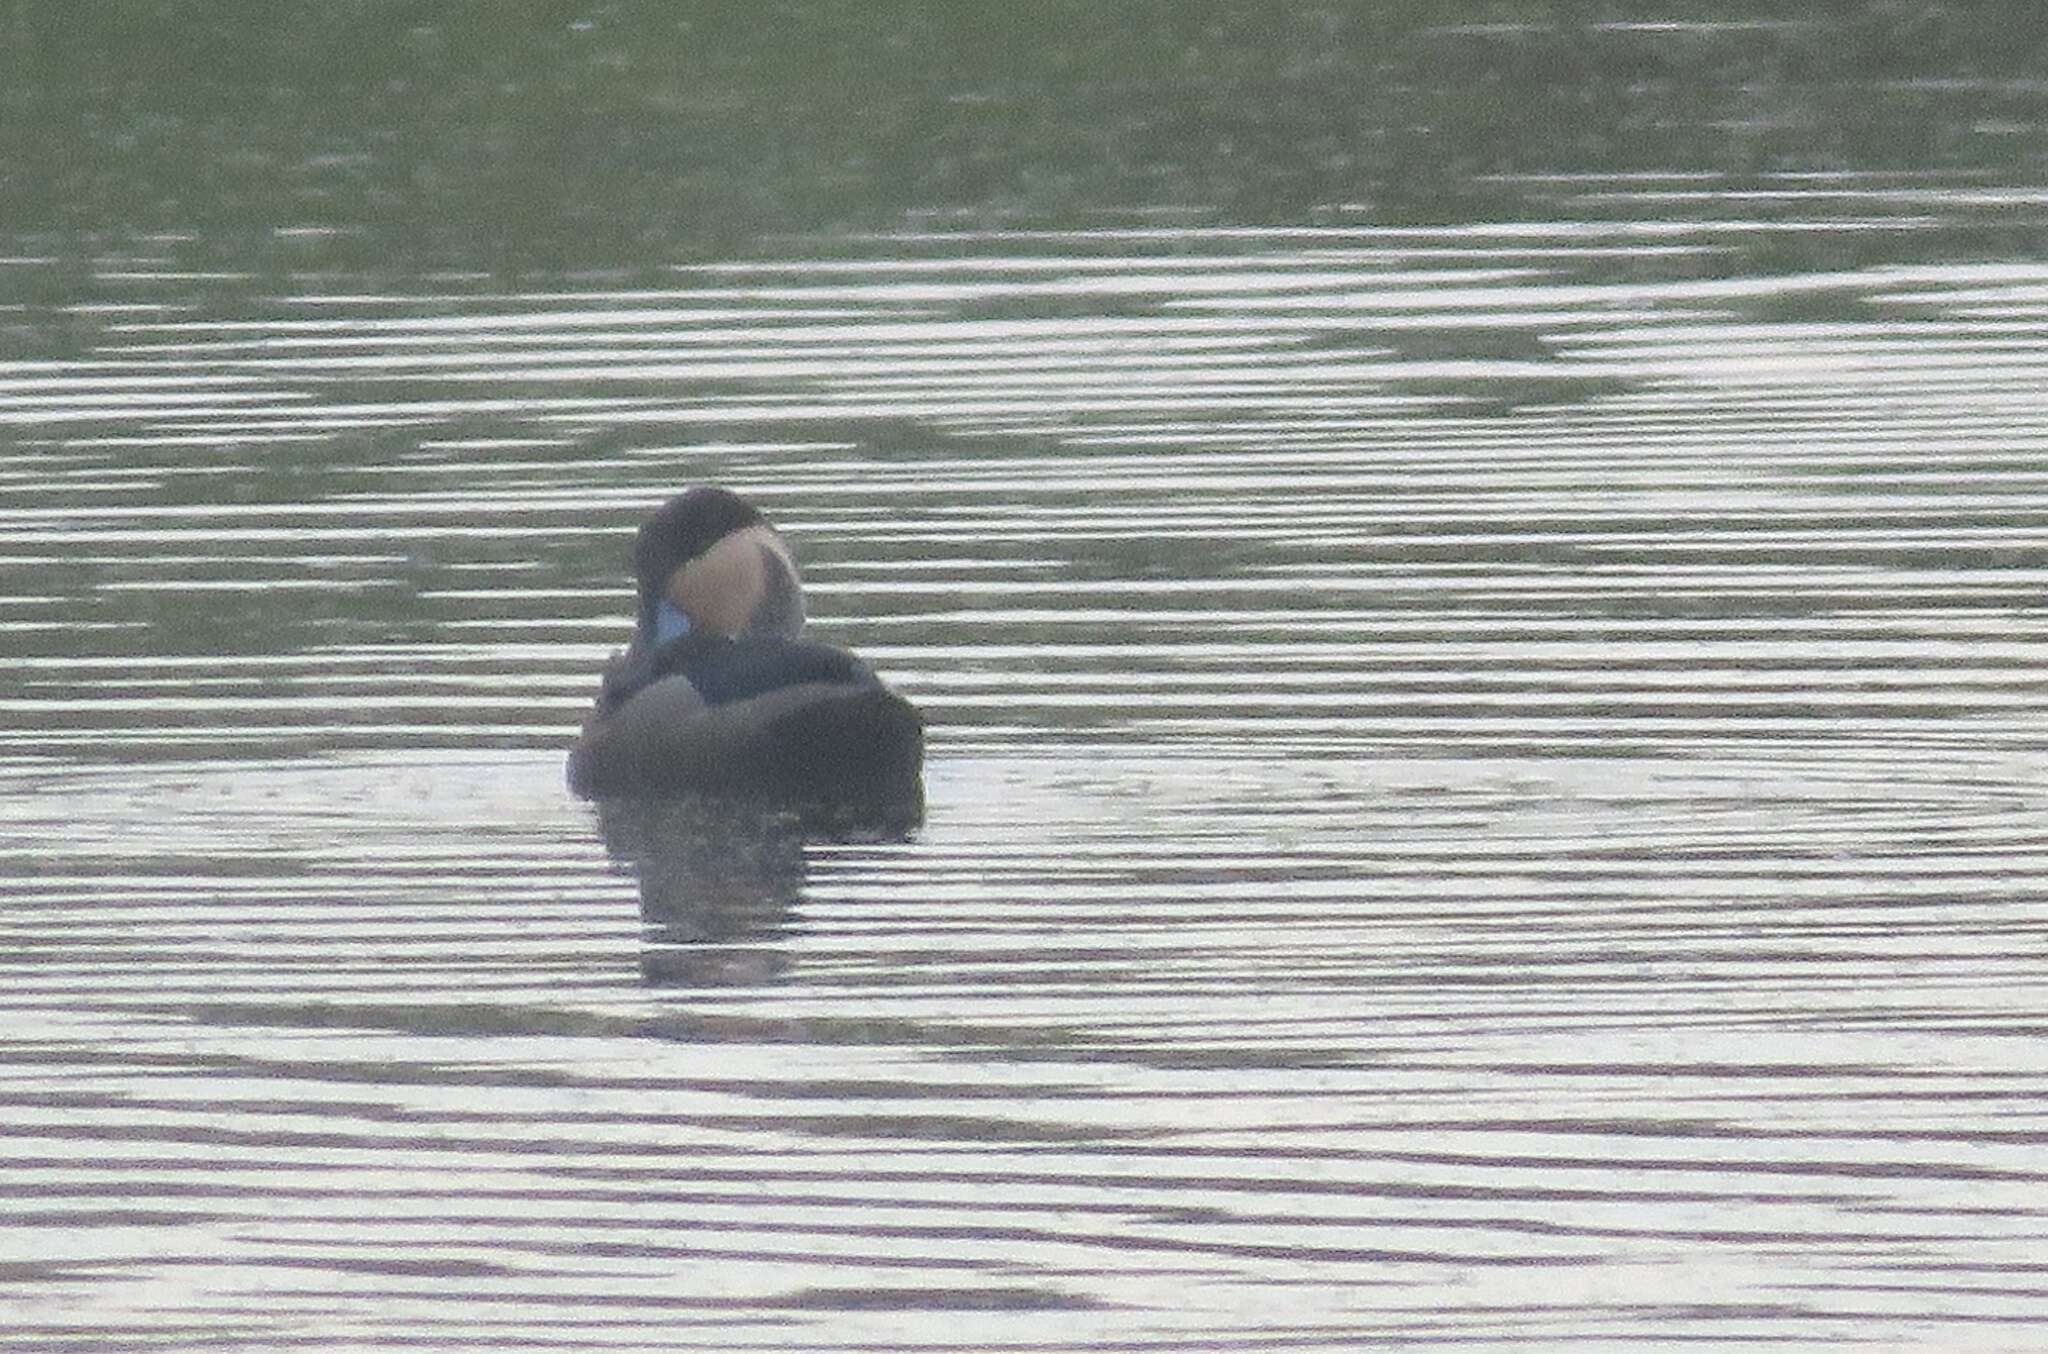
[4,8,2048,1351]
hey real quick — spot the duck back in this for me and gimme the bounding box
[567,641,924,808]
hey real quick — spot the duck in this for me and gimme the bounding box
[566,486,924,811]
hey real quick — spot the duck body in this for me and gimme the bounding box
[567,632,925,805]
[566,487,924,812]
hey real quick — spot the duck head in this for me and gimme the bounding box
[632,487,804,645]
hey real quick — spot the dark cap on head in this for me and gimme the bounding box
[632,486,765,633]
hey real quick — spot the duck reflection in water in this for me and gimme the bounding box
[595,797,919,986]
[569,486,924,984]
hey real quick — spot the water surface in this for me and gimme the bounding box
[5,11,2048,1352]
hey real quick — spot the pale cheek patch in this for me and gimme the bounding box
[667,525,800,637]
[749,535,805,638]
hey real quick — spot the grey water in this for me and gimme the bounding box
[5,8,2048,1351]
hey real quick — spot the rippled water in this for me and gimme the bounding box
[6,169,2048,1349]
